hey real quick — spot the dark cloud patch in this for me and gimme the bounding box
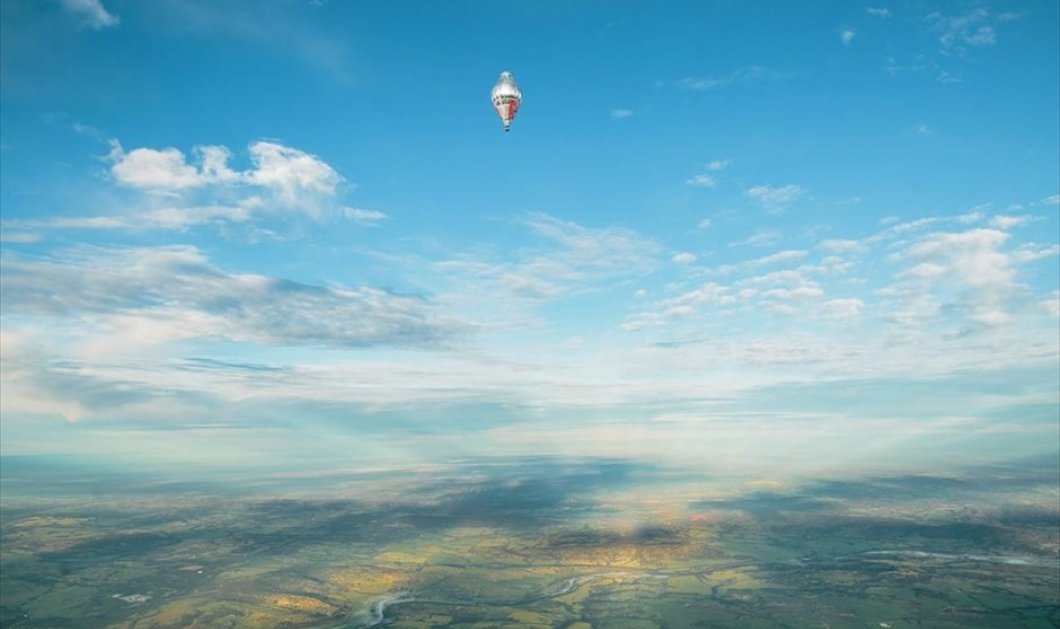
[542,524,688,551]
[6,456,663,566]
[803,516,1015,549]
[689,459,1059,556]
[691,492,836,516]
[392,458,655,530]
[805,473,1052,501]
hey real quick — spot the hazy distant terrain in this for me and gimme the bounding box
[2,455,1057,628]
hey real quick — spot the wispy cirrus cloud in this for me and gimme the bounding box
[913,123,935,137]
[885,55,962,83]
[686,159,731,188]
[0,231,42,243]
[818,239,868,254]
[521,213,659,280]
[624,249,834,329]
[730,229,783,248]
[707,250,809,276]
[6,203,255,233]
[925,9,1003,55]
[343,208,388,224]
[674,66,774,91]
[148,0,352,82]
[746,184,805,212]
[431,213,661,311]
[61,0,119,29]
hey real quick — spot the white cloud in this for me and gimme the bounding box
[672,252,697,265]
[686,174,716,188]
[522,213,659,278]
[866,8,891,18]
[627,252,832,327]
[822,298,864,320]
[244,141,341,207]
[110,144,206,190]
[343,208,387,223]
[914,123,934,137]
[746,184,805,211]
[1,246,462,350]
[841,29,856,45]
[742,268,815,287]
[676,66,766,91]
[966,26,995,46]
[1012,244,1060,263]
[138,205,253,229]
[866,217,941,244]
[0,232,42,243]
[1041,194,1059,206]
[730,230,782,248]
[196,145,241,183]
[102,139,352,224]
[499,273,563,299]
[707,159,731,171]
[61,0,119,29]
[610,109,634,119]
[889,228,1018,327]
[1043,291,1060,318]
[41,216,130,229]
[3,204,262,233]
[71,122,107,141]
[885,54,963,83]
[926,9,998,54]
[657,282,735,316]
[989,215,1032,230]
[712,250,809,276]
[760,285,824,301]
[819,239,867,254]
[754,249,808,267]
[697,218,713,230]
[433,214,661,312]
[110,140,341,208]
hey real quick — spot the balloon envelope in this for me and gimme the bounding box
[491,71,521,132]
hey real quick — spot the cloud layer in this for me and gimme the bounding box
[1,245,462,350]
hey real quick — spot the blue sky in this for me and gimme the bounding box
[1,0,1057,477]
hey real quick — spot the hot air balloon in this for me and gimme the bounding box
[491,71,521,132]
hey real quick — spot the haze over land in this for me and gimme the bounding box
[1,1,1058,627]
